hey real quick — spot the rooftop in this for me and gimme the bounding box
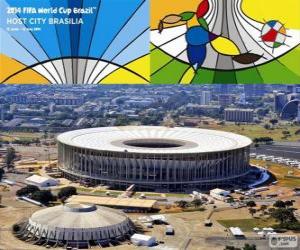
[29,203,130,229]
[57,126,252,154]
[26,175,58,184]
[67,195,157,209]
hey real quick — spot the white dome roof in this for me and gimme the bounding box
[27,203,132,241]
[57,126,252,154]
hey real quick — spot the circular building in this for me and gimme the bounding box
[281,99,299,120]
[16,203,133,247]
[57,126,252,191]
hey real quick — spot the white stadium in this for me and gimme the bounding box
[57,126,253,191]
[15,203,134,248]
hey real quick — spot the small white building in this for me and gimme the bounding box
[25,175,59,187]
[150,214,167,223]
[130,234,156,246]
[262,227,274,233]
[210,188,230,201]
[165,225,175,235]
[229,227,245,238]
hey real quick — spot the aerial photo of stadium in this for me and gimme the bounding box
[57,126,253,191]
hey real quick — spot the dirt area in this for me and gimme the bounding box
[258,185,296,199]
[0,166,299,250]
[212,207,253,221]
[0,206,53,250]
[251,159,300,188]
[129,210,228,250]
[13,145,57,161]
[0,184,57,250]
[0,182,271,250]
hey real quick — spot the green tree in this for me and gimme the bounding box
[57,186,77,200]
[176,200,189,208]
[224,246,241,250]
[264,124,271,130]
[191,199,203,208]
[31,190,55,205]
[115,116,129,126]
[16,185,39,197]
[273,200,286,208]
[43,130,48,140]
[260,204,268,215]
[4,147,16,169]
[246,201,256,207]
[243,243,256,250]
[268,207,275,214]
[284,200,294,207]
[227,197,235,203]
[248,208,256,217]
[260,205,267,211]
[0,168,4,181]
[269,119,278,126]
[271,208,297,225]
[282,130,290,136]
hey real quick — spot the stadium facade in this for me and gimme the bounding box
[57,126,252,191]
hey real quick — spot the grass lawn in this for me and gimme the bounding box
[218,218,278,231]
[133,192,189,198]
[199,124,300,142]
[165,193,190,198]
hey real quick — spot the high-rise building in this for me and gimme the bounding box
[274,92,287,113]
[239,93,246,105]
[218,94,235,106]
[214,84,231,94]
[297,104,300,122]
[286,85,295,94]
[255,85,266,97]
[0,105,5,122]
[244,85,265,99]
[49,102,56,113]
[224,108,254,123]
[200,91,211,105]
[9,104,17,113]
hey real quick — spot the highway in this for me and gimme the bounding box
[251,142,300,160]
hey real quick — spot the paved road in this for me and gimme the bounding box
[251,144,300,160]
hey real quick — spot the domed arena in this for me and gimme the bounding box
[13,203,134,248]
[57,126,253,191]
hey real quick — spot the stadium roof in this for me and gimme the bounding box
[67,195,157,209]
[29,203,129,229]
[57,126,252,154]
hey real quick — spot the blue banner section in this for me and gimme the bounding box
[1,0,148,66]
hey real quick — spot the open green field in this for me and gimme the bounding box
[199,124,300,142]
[218,218,278,231]
[1,124,299,142]
[76,188,190,198]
